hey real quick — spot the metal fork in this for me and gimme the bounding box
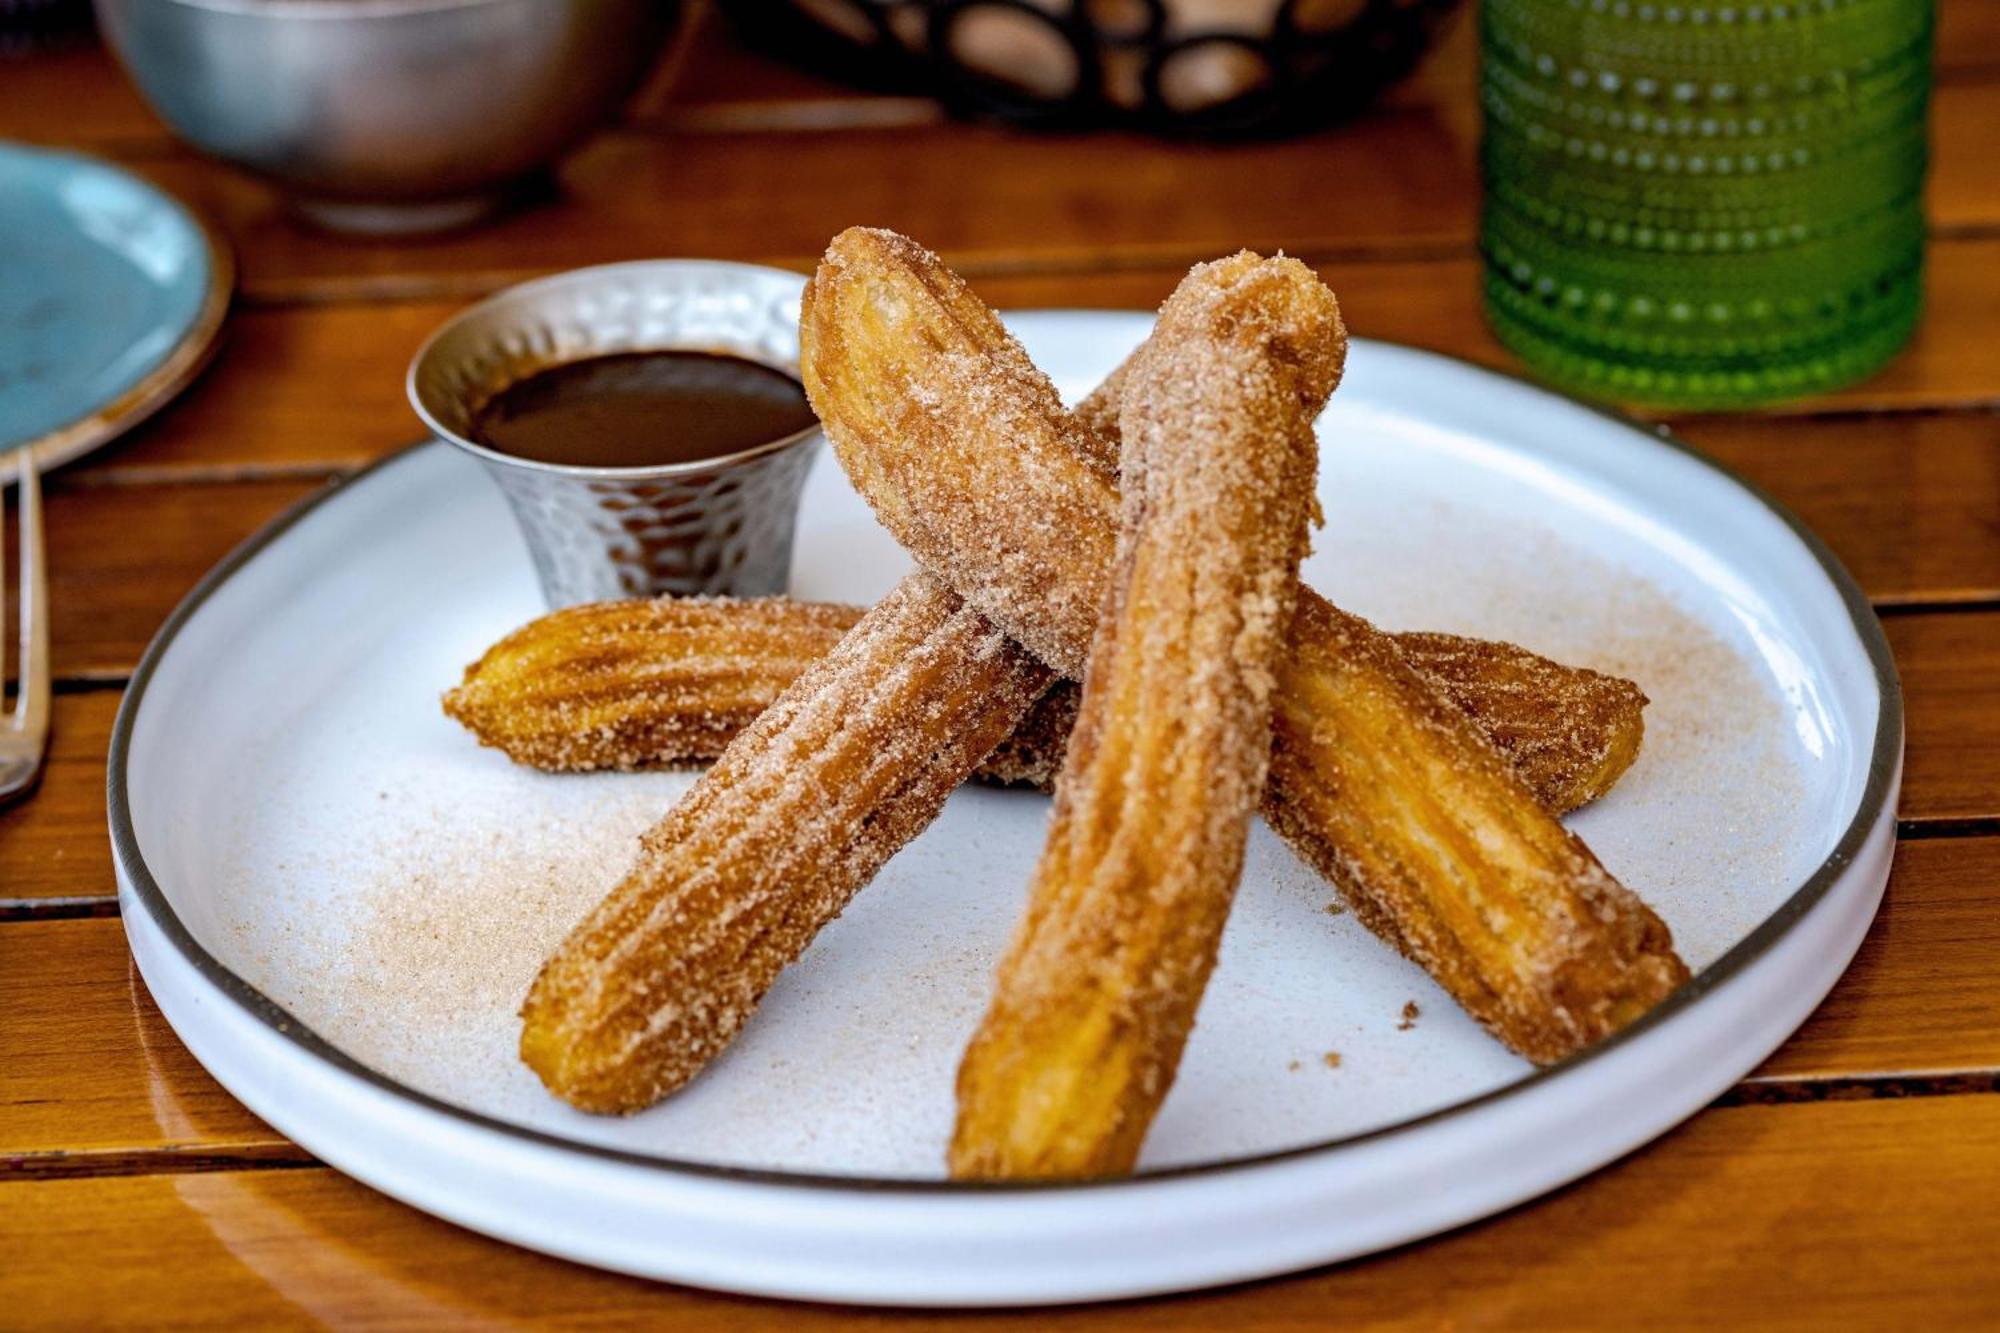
[1,448,49,803]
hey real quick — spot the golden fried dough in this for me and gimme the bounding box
[445,596,1644,812]
[518,575,1053,1112]
[952,253,1338,1178]
[806,227,1687,1066]
[444,596,862,773]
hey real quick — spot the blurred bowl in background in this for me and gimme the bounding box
[718,0,1463,137]
[93,0,681,235]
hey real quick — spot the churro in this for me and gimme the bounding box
[444,596,861,775]
[520,229,1682,1115]
[446,596,1645,812]
[518,575,1053,1112]
[806,227,1686,1066]
[951,253,1337,1178]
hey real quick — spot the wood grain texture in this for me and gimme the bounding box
[4,834,1993,1160]
[1888,613,2000,824]
[0,920,280,1157]
[1751,836,2000,1080]
[60,63,1985,308]
[28,477,322,679]
[4,1095,1998,1327]
[1688,413,2000,610]
[123,114,1476,303]
[0,692,118,904]
[74,304,452,480]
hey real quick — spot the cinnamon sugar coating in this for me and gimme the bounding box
[517,575,1053,1112]
[808,227,1687,1067]
[951,253,1338,1178]
[517,228,1680,1116]
[444,596,863,774]
[445,596,1644,813]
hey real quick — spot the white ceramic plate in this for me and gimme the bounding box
[114,317,1900,1307]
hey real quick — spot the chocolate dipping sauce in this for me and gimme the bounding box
[473,350,817,469]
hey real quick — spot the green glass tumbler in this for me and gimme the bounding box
[1480,0,1932,408]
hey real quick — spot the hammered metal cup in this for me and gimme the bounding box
[408,261,821,608]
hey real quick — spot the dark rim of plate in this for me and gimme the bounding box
[107,334,1903,1195]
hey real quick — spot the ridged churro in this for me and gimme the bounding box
[518,575,1053,1112]
[445,596,1645,812]
[807,227,1687,1065]
[520,229,1680,1115]
[952,253,1338,1178]
[444,597,861,774]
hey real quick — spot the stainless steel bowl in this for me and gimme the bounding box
[409,260,823,607]
[93,0,680,235]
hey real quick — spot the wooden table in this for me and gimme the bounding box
[5,7,1998,1325]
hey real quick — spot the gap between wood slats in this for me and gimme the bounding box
[1897,817,2000,841]
[2,1144,319,1182]
[0,897,120,922]
[2,1072,1994,1184]
[1874,597,2000,617]
[223,230,2000,312]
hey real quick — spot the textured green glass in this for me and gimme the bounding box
[1479,0,1933,408]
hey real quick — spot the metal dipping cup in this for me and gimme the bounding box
[408,261,822,608]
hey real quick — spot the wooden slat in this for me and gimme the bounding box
[79,268,2000,469]
[1940,0,2000,79]
[0,692,117,904]
[1887,613,2000,825]
[4,834,1992,1160]
[1751,836,2000,1080]
[0,919,281,1157]
[4,1095,1998,1325]
[123,113,1476,303]
[1684,413,2000,609]
[31,477,323,680]
[74,304,453,480]
[0,46,161,148]
[1930,79,2000,229]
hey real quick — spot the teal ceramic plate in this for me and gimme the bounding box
[0,142,231,470]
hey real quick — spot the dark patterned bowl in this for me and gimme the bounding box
[720,0,1463,136]
[1,0,93,55]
